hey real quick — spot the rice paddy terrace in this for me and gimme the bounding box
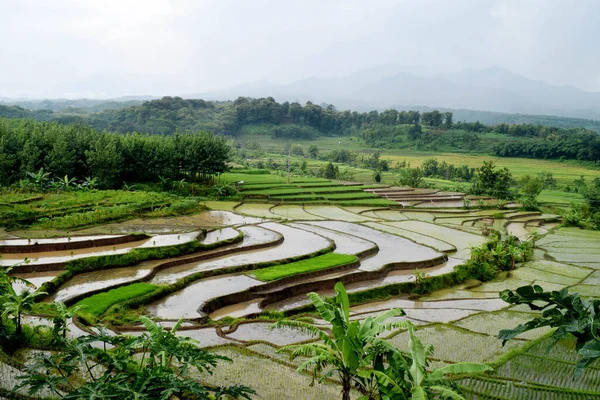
[1,178,599,399]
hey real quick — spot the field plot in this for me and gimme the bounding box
[381,220,486,259]
[6,187,600,400]
[249,253,357,281]
[307,221,443,271]
[202,347,345,400]
[387,324,525,363]
[304,205,378,221]
[236,176,396,206]
[235,203,276,218]
[270,205,324,220]
[289,223,377,255]
[365,221,456,253]
[0,231,201,268]
[149,223,332,284]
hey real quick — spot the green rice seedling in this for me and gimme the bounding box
[75,283,159,317]
[250,253,357,281]
[201,347,345,400]
[511,267,581,286]
[386,324,525,363]
[455,311,551,340]
[497,355,600,392]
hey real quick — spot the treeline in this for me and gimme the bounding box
[492,132,600,162]
[0,118,231,188]
[3,96,600,162]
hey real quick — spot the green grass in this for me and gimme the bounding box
[75,283,159,316]
[236,132,600,188]
[249,253,358,281]
[538,190,584,205]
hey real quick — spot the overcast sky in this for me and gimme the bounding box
[1,0,599,98]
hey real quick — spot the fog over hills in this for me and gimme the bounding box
[191,66,600,120]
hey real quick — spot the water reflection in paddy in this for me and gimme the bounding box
[209,299,265,321]
[266,258,462,312]
[150,223,330,284]
[148,274,260,319]
[202,227,239,244]
[0,234,121,246]
[0,231,200,267]
[289,223,376,255]
[48,265,154,303]
[226,322,316,346]
[11,271,57,294]
[306,221,442,271]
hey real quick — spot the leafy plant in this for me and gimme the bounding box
[363,322,492,399]
[272,282,406,400]
[273,282,491,399]
[26,168,52,191]
[0,285,46,337]
[56,175,77,191]
[15,317,255,399]
[498,285,600,380]
[52,302,84,340]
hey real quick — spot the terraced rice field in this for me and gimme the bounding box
[2,189,600,399]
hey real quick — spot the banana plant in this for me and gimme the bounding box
[57,175,77,191]
[82,176,98,190]
[272,282,407,400]
[26,167,51,191]
[0,285,47,336]
[362,321,493,399]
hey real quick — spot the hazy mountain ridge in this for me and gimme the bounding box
[191,66,600,120]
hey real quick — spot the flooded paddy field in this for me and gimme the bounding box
[4,199,599,399]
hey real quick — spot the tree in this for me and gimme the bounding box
[0,286,46,337]
[470,161,515,200]
[519,175,544,210]
[538,171,557,189]
[308,144,319,159]
[324,162,337,179]
[85,134,123,188]
[45,133,76,178]
[373,170,382,183]
[408,124,422,140]
[16,317,255,399]
[498,286,600,380]
[398,167,424,188]
[272,282,405,400]
[290,144,304,156]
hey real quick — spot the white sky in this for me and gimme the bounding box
[1,0,599,98]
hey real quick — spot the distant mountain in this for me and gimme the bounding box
[192,66,600,120]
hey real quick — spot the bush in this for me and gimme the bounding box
[466,232,533,276]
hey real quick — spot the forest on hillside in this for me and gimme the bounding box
[2,96,600,162]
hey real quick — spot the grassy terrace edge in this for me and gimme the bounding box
[36,229,243,297]
[89,243,338,325]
